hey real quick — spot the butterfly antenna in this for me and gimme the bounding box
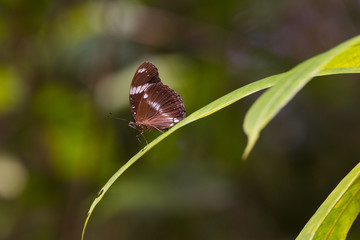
[106,112,127,121]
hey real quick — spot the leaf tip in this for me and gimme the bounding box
[242,134,259,160]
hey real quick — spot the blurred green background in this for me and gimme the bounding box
[0,0,360,239]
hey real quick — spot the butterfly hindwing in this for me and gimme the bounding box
[136,82,186,130]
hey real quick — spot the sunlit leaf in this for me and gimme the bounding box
[296,162,360,240]
[243,36,360,158]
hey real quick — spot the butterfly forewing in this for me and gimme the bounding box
[129,62,161,122]
[130,62,161,89]
[129,62,185,132]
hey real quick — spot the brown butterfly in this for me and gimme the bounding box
[128,62,185,142]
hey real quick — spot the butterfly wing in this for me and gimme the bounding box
[129,62,161,122]
[136,82,186,130]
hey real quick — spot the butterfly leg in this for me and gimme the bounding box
[153,126,166,133]
[135,133,143,145]
[141,132,148,145]
[136,131,148,145]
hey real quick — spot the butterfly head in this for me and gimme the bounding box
[129,121,151,132]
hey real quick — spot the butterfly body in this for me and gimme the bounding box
[129,62,185,133]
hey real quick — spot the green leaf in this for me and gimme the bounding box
[243,36,360,158]
[321,42,360,72]
[296,162,360,240]
[82,35,360,239]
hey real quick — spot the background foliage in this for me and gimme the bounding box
[0,0,359,239]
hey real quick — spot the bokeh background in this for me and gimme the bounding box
[1,0,360,239]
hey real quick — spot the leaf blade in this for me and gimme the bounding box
[243,35,360,158]
[296,162,360,240]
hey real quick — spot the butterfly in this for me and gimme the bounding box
[129,62,186,142]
